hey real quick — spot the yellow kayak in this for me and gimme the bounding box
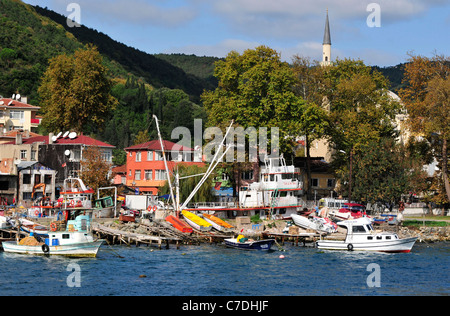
[181,210,212,231]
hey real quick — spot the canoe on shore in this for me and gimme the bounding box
[165,215,193,233]
[202,213,233,232]
[181,210,212,232]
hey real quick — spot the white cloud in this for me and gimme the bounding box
[53,0,197,27]
[211,0,448,40]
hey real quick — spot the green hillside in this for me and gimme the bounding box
[0,0,83,103]
[33,5,216,101]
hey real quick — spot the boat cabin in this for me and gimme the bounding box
[45,214,93,247]
[338,217,400,242]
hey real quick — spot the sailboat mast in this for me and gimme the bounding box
[153,115,178,214]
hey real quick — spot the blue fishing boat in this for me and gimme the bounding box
[224,238,275,251]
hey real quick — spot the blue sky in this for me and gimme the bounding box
[24,0,450,66]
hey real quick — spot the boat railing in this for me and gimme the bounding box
[187,201,238,209]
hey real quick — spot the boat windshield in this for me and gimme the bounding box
[365,224,374,232]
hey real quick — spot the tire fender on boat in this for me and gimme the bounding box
[42,244,50,254]
[347,243,354,251]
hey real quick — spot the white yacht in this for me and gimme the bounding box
[316,217,417,253]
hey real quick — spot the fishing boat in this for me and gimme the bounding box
[181,210,212,231]
[316,217,417,253]
[2,214,104,257]
[202,213,234,232]
[291,213,337,233]
[165,215,193,233]
[224,237,275,251]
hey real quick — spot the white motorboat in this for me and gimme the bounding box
[291,213,337,233]
[316,217,417,253]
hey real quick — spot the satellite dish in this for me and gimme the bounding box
[63,131,70,138]
[14,159,21,165]
[8,100,13,106]
[52,136,58,142]
[64,150,71,156]
[69,132,77,139]
[12,94,15,100]
[0,101,4,105]
[56,132,62,138]
[16,94,21,101]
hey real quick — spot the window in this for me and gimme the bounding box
[10,110,24,120]
[241,171,253,180]
[20,150,27,160]
[44,175,52,184]
[71,149,81,162]
[386,236,391,240]
[31,150,36,161]
[62,234,70,239]
[145,170,153,180]
[311,178,319,187]
[23,174,31,184]
[147,151,153,161]
[352,226,366,233]
[136,151,141,162]
[155,170,167,180]
[367,236,373,240]
[155,152,162,161]
[101,150,112,162]
[327,179,335,188]
[135,170,141,181]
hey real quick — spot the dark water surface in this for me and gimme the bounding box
[1,241,448,296]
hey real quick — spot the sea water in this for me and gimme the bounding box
[0,241,448,296]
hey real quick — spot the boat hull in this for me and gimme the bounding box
[202,214,233,232]
[316,237,418,253]
[224,238,275,251]
[182,211,212,231]
[2,240,104,258]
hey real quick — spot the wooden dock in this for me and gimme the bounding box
[262,231,324,246]
[92,223,182,249]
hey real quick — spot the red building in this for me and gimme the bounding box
[124,140,204,195]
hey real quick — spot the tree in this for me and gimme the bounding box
[201,46,304,154]
[399,53,450,206]
[323,58,402,202]
[79,145,112,195]
[38,45,118,133]
[291,56,329,199]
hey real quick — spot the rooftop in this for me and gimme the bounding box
[125,139,194,152]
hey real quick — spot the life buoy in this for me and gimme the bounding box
[50,222,58,232]
[147,206,152,212]
[153,205,157,212]
[42,244,50,254]
[347,243,354,251]
[35,210,40,216]
[76,200,82,207]
[69,200,75,207]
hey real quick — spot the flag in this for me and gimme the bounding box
[62,162,67,167]
[214,182,222,190]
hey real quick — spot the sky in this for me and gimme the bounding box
[23,0,450,67]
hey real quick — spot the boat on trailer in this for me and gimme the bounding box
[316,217,417,253]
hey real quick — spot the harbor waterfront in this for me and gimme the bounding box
[0,241,448,296]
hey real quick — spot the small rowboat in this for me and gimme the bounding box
[19,219,49,236]
[202,213,233,232]
[181,210,212,231]
[224,238,275,251]
[166,215,193,233]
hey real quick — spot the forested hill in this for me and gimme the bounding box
[33,5,216,101]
